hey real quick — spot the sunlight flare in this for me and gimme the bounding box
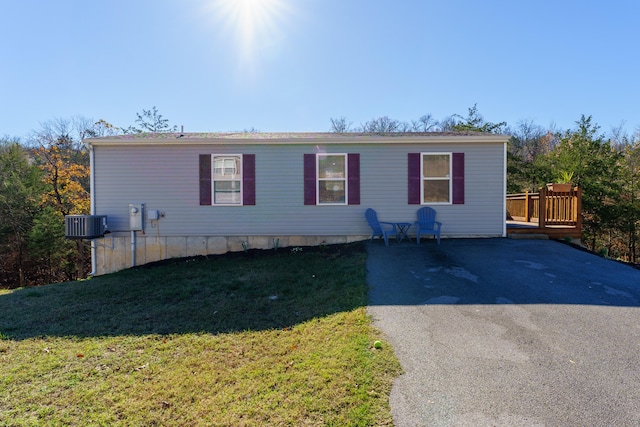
[210,0,292,74]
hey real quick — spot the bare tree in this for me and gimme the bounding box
[609,121,631,151]
[397,121,413,133]
[29,116,102,151]
[438,115,458,132]
[411,114,438,132]
[329,116,352,133]
[510,119,548,162]
[331,114,441,133]
[360,116,400,133]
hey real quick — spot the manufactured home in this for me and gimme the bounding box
[80,132,509,275]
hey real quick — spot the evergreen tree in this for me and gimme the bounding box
[0,139,44,287]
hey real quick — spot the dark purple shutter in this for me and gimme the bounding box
[452,152,465,204]
[347,153,360,205]
[408,153,421,204]
[242,154,256,205]
[304,154,316,205]
[199,154,212,205]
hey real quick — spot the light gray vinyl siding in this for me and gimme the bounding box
[94,141,505,238]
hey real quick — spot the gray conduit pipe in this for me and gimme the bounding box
[131,230,136,268]
[87,141,97,276]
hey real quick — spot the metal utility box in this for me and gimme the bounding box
[65,215,108,239]
[129,203,145,231]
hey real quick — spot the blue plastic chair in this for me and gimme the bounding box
[365,208,397,246]
[415,207,442,245]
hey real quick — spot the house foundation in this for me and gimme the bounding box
[93,234,369,276]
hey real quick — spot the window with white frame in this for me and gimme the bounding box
[317,154,347,204]
[422,153,451,204]
[212,155,242,205]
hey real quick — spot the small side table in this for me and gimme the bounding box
[395,222,412,242]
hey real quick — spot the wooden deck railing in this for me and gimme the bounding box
[506,191,540,223]
[506,187,582,238]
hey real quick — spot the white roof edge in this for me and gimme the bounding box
[86,134,510,146]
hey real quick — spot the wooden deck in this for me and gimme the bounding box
[507,221,582,239]
[506,187,582,240]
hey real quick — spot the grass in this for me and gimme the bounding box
[0,242,402,426]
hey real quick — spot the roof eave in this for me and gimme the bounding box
[85,133,510,146]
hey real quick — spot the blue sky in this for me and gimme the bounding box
[1,0,638,140]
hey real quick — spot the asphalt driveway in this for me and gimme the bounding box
[367,238,640,427]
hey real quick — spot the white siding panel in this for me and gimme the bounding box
[94,141,505,238]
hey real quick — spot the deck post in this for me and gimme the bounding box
[538,187,546,229]
[575,186,582,232]
[525,190,530,222]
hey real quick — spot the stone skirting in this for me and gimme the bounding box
[92,234,369,276]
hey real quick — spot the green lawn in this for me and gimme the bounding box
[0,243,402,426]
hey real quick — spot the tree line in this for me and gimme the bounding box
[0,108,174,288]
[1,106,639,288]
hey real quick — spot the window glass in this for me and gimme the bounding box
[212,155,242,205]
[423,154,450,178]
[214,181,241,204]
[214,157,241,179]
[423,181,449,203]
[318,155,345,179]
[317,154,347,204]
[422,153,451,204]
[319,181,345,204]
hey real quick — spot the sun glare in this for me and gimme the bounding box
[210,0,291,74]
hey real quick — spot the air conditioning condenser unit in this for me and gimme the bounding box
[65,215,108,240]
